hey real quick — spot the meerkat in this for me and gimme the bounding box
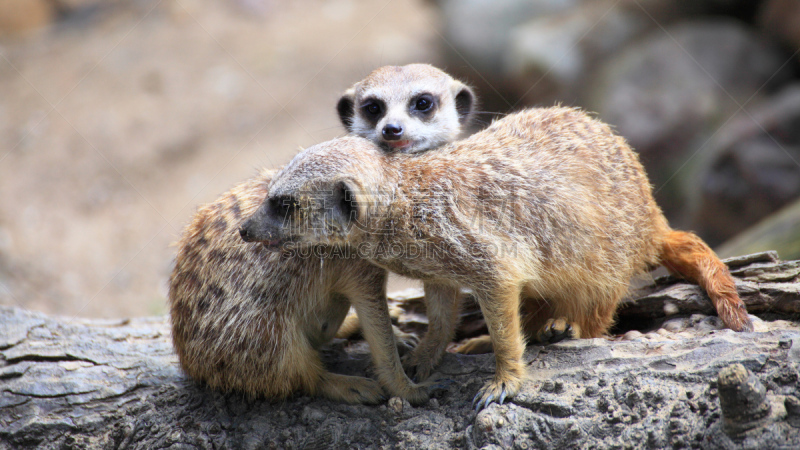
[337,63,475,153]
[168,65,476,403]
[332,63,475,338]
[238,107,753,410]
[169,170,433,403]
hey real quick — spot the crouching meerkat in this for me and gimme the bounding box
[239,107,753,410]
[169,170,426,403]
[168,64,475,403]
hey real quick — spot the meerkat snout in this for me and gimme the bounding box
[337,64,475,154]
[382,123,404,140]
[238,195,296,247]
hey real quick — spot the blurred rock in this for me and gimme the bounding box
[504,1,652,105]
[503,0,705,106]
[434,0,716,111]
[435,0,576,110]
[759,0,800,52]
[587,19,789,219]
[691,85,800,245]
[0,0,55,35]
[58,0,117,9]
[717,197,800,262]
[436,0,574,79]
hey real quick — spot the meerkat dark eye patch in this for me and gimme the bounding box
[359,98,386,125]
[410,93,437,119]
[269,195,298,222]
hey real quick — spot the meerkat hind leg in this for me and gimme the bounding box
[456,319,579,354]
[350,290,431,404]
[401,282,462,382]
[335,309,419,355]
[521,296,579,344]
[316,372,386,404]
[454,335,493,354]
[335,311,361,340]
[536,318,579,344]
[289,336,385,404]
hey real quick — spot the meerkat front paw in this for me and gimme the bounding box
[536,317,578,344]
[472,374,524,411]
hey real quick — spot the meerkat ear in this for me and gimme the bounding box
[454,83,476,126]
[331,180,359,232]
[337,88,356,132]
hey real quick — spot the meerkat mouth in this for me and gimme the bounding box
[262,239,285,250]
[386,140,413,151]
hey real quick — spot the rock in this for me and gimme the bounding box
[0,0,55,35]
[717,197,800,262]
[435,0,575,79]
[690,84,800,245]
[433,0,577,111]
[587,19,789,220]
[786,396,800,427]
[758,0,800,52]
[717,363,772,434]
[434,0,691,110]
[504,0,652,104]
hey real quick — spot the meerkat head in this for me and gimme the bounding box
[337,64,475,154]
[239,137,386,249]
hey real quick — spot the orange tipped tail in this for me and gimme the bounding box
[660,230,753,332]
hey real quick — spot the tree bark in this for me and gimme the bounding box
[1,252,799,449]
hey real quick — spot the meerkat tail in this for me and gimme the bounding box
[659,230,753,332]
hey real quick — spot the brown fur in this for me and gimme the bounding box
[240,107,753,408]
[169,170,429,403]
[169,65,474,404]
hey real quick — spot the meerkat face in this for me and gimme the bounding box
[239,137,384,249]
[337,64,475,154]
[239,179,358,250]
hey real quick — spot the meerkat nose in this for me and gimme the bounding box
[382,124,404,140]
[239,227,255,242]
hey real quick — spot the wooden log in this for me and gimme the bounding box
[1,253,799,448]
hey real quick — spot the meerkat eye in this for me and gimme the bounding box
[414,94,434,112]
[269,196,298,220]
[363,101,382,116]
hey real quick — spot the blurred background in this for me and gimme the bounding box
[0,0,798,319]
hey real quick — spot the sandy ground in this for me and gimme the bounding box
[0,0,450,318]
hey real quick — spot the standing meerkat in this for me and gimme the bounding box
[168,64,476,403]
[337,63,475,153]
[239,107,753,410]
[333,63,475,338]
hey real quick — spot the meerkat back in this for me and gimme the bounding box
[337,64,475,153]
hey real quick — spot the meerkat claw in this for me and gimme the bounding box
[473,380,518,411]
[427,377,455,392]
[538,317,576,344]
